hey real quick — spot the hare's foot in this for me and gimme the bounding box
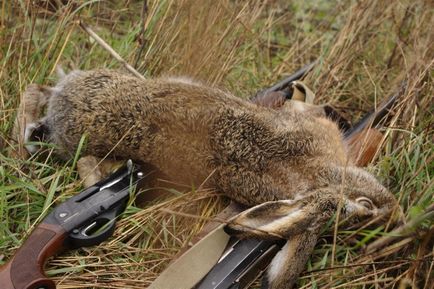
[77,156,123,187]
[11,84,52,158]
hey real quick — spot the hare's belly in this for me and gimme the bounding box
[152,156,214,188]
[145,137,215,188]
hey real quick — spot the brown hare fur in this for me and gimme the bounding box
[24,69,402,289]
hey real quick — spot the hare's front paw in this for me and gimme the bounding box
[77,156,124,187]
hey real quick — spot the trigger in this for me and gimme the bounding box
[67,204,125,248]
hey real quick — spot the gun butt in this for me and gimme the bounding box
[0,222,67,289]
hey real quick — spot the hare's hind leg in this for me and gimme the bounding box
[76,157,169,204]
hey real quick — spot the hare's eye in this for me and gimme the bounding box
[356,197,375,210]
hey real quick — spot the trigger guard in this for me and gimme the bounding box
[27,278,56,289]
[67,204,124,248]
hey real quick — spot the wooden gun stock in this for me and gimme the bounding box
[0,222,66,289]
[345,128,384,166]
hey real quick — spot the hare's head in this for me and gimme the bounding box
[334,166,404,228]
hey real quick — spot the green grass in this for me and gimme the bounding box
[1,1,433,288]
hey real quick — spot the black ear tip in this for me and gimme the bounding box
[223,224,240,236]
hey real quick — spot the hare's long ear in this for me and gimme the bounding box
[224,199,331,240]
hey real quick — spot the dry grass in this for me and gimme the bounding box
[0,0,432,288]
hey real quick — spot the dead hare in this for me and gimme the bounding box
[20,69,403,289]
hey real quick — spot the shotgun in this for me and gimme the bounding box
[0,160,144,289]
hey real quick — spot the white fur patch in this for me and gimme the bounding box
[24,122,39,154]
[165,76,200,86]
[343,199,356,215]
[291,100,308,112]
[267,241,290,282]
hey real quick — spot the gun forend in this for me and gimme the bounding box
[0,161,144,289]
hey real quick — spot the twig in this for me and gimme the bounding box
[305,257,431,274]
[134,0,148,68]
[79,21,145,80]
[386,6,411,69]
[366,203,434,253]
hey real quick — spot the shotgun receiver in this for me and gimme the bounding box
[0,160,144,289]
